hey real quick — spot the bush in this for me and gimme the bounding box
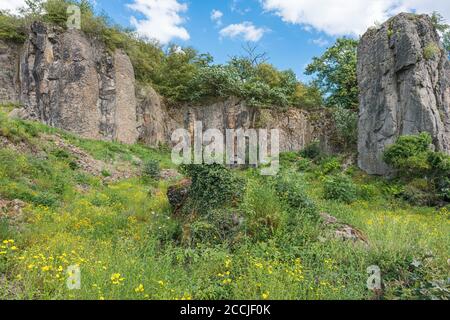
[0,12,26,42]
[423,43,440,60]
[317,156,342,175]
[383,133,432,175]
[383,132,450,204]
[275,175,317,218]
[323,174,357,203]
[142,159,160,180]
[180,164,245,215]
[300,140,323,161]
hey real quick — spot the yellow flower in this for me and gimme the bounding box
[254,263,263,269]
[27,264,35,270]
[262,292,270,300]
[0,251,6,255]
[225,258,232,268]
[10,246,18,251]
[222,278,232,285]
[41,266,51,272]
[157,280,165,286]
[111,273,125,285]
[134,284,145,293]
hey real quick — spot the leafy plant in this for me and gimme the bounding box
[142,159,160,180]
[180,164,245,215]
[323,174,357,203]
[305,37,359,109]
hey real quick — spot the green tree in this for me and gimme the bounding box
[305,38,359,109]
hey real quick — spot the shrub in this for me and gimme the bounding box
[323,174,357,203]
[383,132,433,176]
[180,164,245,215]
[383,132,450,204]
[142,159,160,180]
[275,175,317,218]
[300,140,323,161]
[0,12,26,42]
[317,156,342,175]
[423,43,440,60]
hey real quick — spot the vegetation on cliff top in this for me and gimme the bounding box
[0,0,323,109]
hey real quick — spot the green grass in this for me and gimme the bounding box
[0,113,448,300]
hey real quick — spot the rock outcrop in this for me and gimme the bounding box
[1,21,335,153]
[0,40,20,104]
[358,13,450,175]
[16,22,138,143]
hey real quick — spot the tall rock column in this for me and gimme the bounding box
[357,13,450,175]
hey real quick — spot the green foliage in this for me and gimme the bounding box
[323,174,358,203]
[332,107,358,149]
[142,159,160,180]
[300,140,323,161]
[383,132,433,175]
[384,132,450,204]
[180,164,245,215]
[275,175,317,218]
[305,38,359,109]
[0,12,27,42]
[424,43,440,60]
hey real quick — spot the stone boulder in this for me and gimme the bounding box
[357,13,450,175]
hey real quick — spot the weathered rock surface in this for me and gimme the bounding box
[0,40,20,104]
[15,22,138,143]
[358,13,450,175]
[163,97,336,153]
[1,21,334,152]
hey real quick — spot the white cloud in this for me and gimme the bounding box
[261,0,450,36]
[127,0,190,44]
[220,22,267,42]
[0,0,26,13]
[211,9,223,26]
[310,37,329,47]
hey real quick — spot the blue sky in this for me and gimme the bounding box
[94,0,334,81]
[3,0,450,82]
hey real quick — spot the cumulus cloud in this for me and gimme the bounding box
[0,0,26,13]
[127,0,190,44]
[261,0,450,36]
[220,22,267,42]
[211,9,224,26]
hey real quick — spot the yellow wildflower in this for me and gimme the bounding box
[262,292,270,300]
[134,284,145,293]
[111,273,125,285]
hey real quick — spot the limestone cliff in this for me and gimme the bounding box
[1,21,333,152]
[15,22,138,144]
[358,13,450,175]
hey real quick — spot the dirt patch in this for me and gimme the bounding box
[0,199,26,231]
[42,134,140,182]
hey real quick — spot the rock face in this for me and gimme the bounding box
[162,98,335,153]
[1,21,335,152]
[0,40,20,104]
[358,13,450,175]
[17,22,138,143]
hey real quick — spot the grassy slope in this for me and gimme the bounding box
[0,111,448,300]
